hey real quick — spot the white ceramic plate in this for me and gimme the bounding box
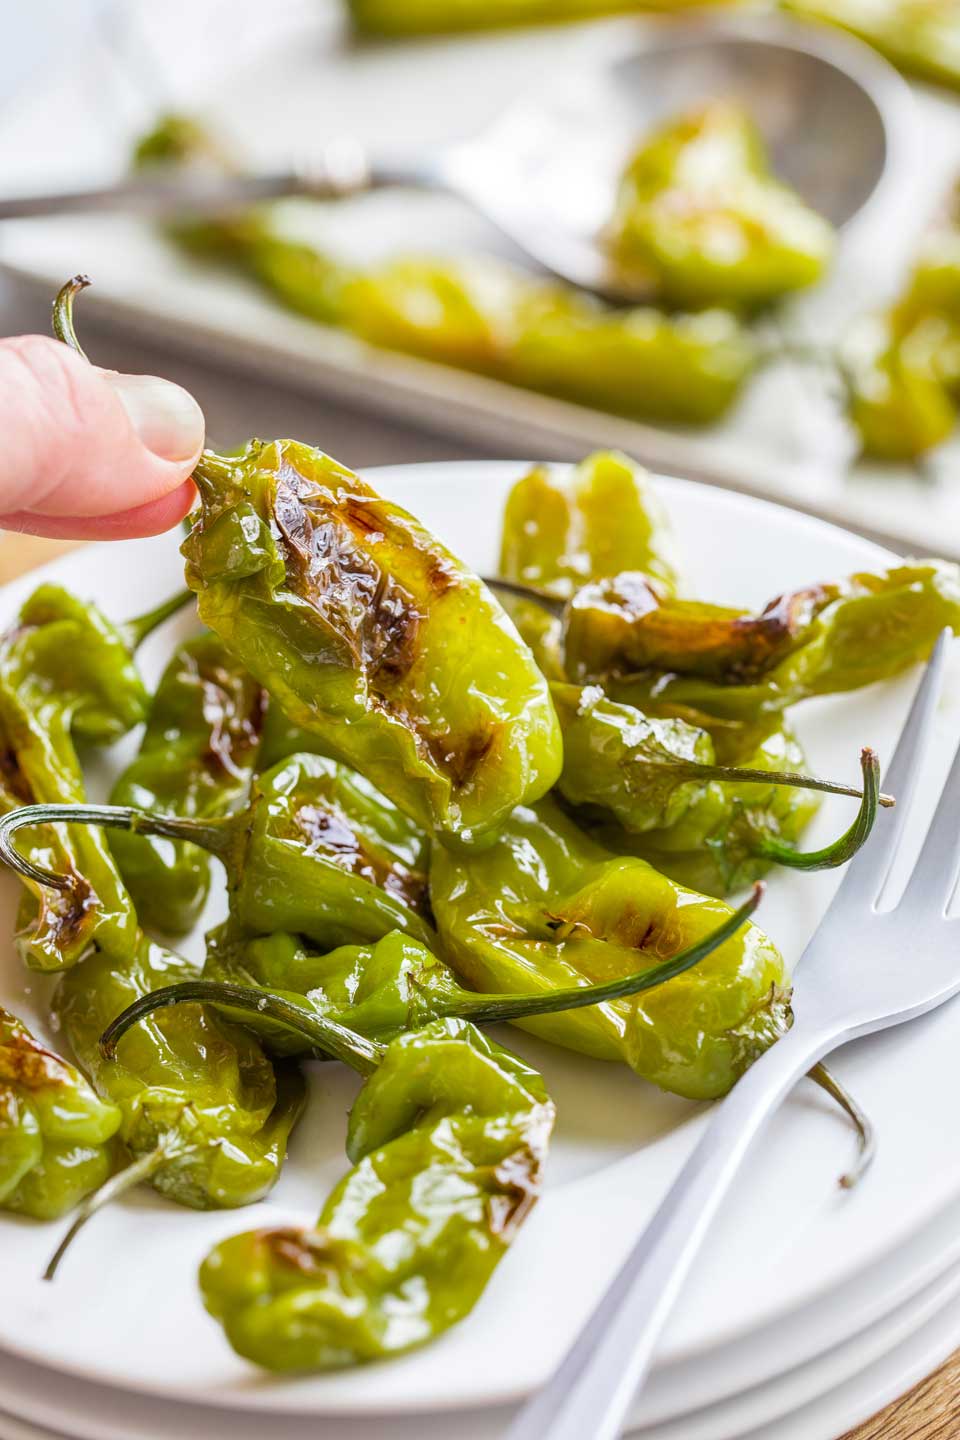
[1,462,960,1419]
[0,1249,958,1440]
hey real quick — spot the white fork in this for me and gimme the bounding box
[506,631,957,1440]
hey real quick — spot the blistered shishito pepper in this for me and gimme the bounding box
[0,818,304,1272]
[182,438,562,845]
[430,796,786,1099]
[51,934,303,1219]
[134,119,755,429]
[551,682,887,892]
[109,633,266,935]
[199,1016,551,1372]
[500,451,680,600]
[107,891,755,1057]
[581,561,960,723]
[785,0,960,92]
[349,259,756,425]
[496,451,679,675]
[108,994,555,1373]
[346,0,738,37]
[0,755,436,954]
[844,187,960,459]
[582,718,865,896]
[0,1006,121,1221]
[609,102,834,309]
[430,789,881,1099]
[0,583,190,971]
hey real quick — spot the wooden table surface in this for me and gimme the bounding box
[0,281,956,1440]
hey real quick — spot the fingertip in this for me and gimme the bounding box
[0,479,197,541]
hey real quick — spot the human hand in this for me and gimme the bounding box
[0,333,204,539]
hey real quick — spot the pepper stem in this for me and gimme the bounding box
[0,803,235,892]
[482,576,565,619]
[808,1062,876,1190]
[52,275,91,361]
[119,590,195,652]
[43,1142,172,1281]
[742,747,883,872]
[653,753,894,808]
[100,982,383,1077]
[443,884,763,1024]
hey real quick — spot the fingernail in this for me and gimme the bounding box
[107,373,205,462]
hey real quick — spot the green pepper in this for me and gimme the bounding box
[784,0,960,91]
[346,0,740,37]
[580,717,849,895]
[0,821,304,1272]
[101,986,565,1373]
[430,795,794,1100]
[844,189,960,458]
[114,887,756,1055]
[203,1017,552,1372]
[134,119,755,429]
[551,683,886,891]
[0,754,436,954]
[495,451,679,677]
[0,1006,121,1221]
[105,883,872,1187]
[500,451,680,600]
[348,259,756,425]
[256,702,337,772]
[584,560,960,723]
[0,583,190,970]
[183,439,562,845]
[51,933,304,1219]
[109,633,266,935]
[609,102,834,309]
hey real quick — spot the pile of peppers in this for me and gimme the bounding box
[129,113,794,428]
[0,278,955,1377]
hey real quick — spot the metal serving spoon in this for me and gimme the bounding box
[0,13,911,302]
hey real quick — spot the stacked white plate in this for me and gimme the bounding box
[3,462,960,1440]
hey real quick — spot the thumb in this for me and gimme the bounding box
[0,334,205,539]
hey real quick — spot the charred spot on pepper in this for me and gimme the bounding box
[415,722,498,791]
[0,1028,74,1092]
[0,746,35,806]
[272,469,424,681]
[292,803,429,913]
[487,1144,544,1240]
[29,872,98,954]
[264,1226,344,1277]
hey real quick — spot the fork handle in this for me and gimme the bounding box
[504,1018,841,1440]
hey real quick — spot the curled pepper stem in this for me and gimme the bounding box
[0,803,235,892]
[746,747,884,872]
[482,576,565,618]
[808,1062,876,1190]
[43,1142,172,1281]
[119,589,195,652]
[52,274,92,361]
[445,884,764,1024]
[100,983,383,1076]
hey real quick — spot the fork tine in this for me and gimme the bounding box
[826,630,951,908]
[900,725,960,911]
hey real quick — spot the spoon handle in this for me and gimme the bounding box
[0,138,430,222]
